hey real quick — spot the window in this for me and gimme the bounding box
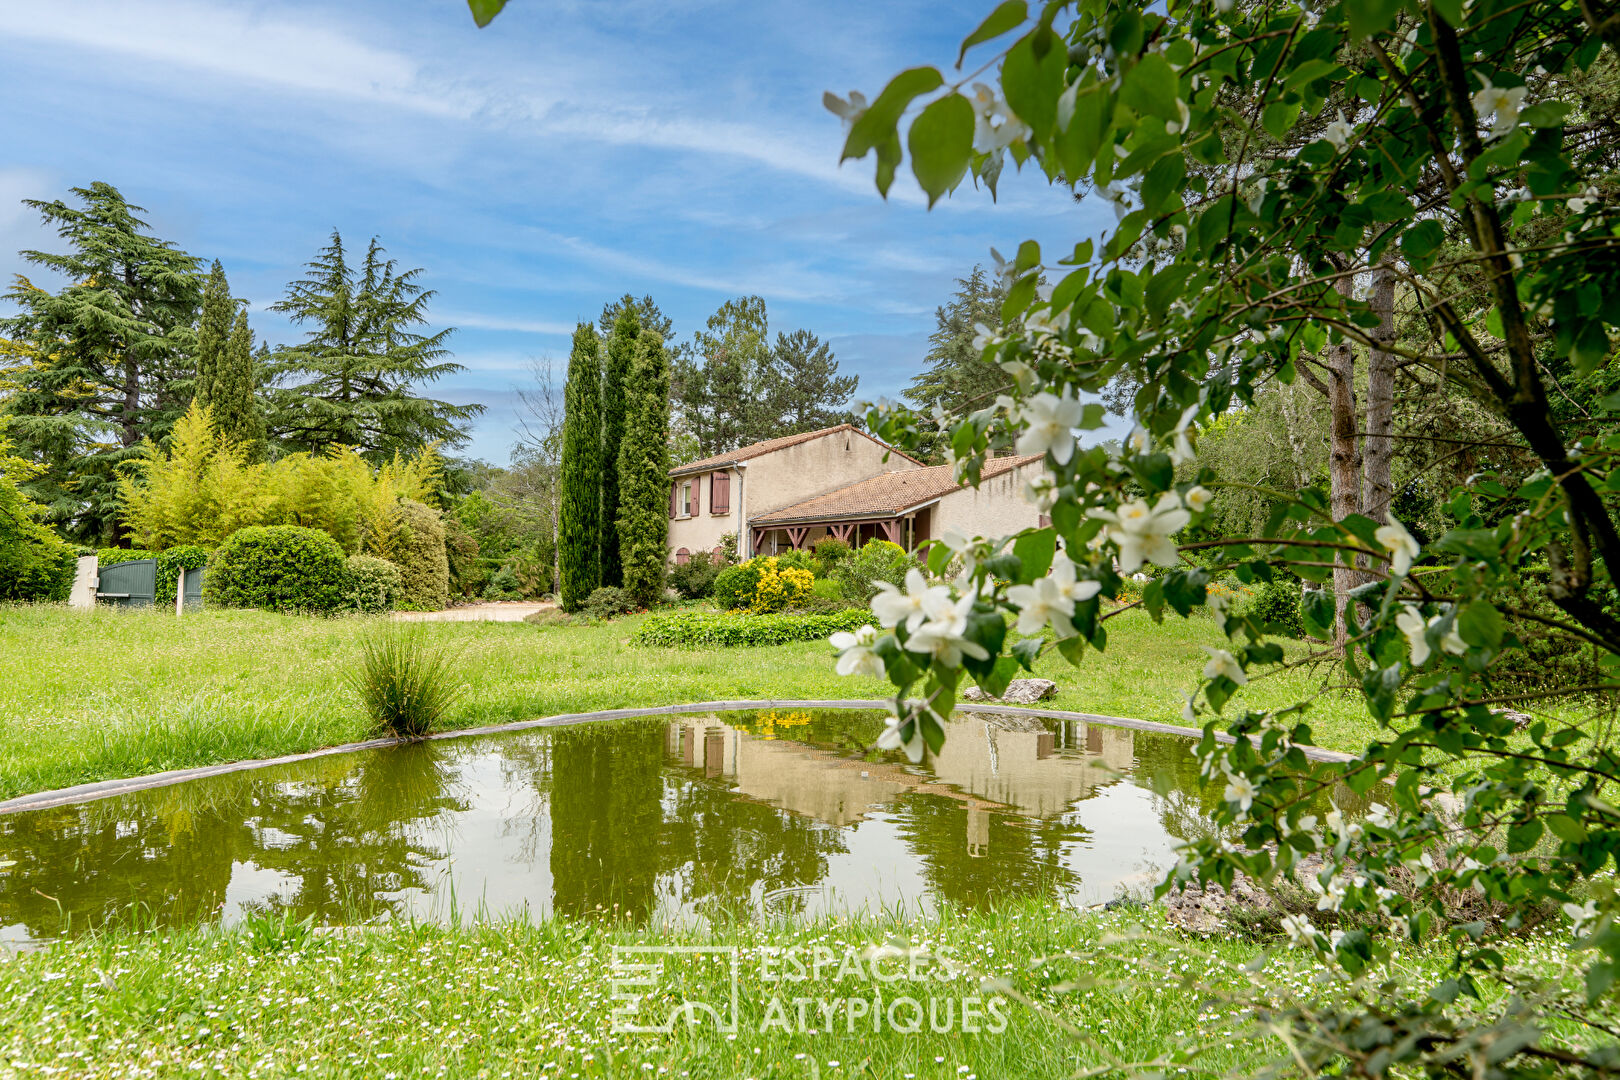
[674,548,690,564]
[679,481,693,517]
[711,471,730,514]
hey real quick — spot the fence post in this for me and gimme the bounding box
[69,556,99,610]
[176,565,184,617]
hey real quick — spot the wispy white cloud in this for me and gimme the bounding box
[437,311,577,336]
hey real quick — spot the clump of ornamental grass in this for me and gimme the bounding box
[351,625,464,739]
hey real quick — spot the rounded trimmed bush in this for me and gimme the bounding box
[204,525,348,613]
[833,539,914,607]
[713,561,763,611]
[345,554,404,613]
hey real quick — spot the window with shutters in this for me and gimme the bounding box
[679,481,693,517]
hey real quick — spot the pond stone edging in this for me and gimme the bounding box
[0,698,1354,816]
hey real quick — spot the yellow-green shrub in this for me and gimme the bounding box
[749,559,814,613]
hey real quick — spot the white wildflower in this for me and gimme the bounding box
[1280,914,1319,947]
[1183,486,1213,513]
[905,593,991,667]
[970,82,1031,153]
[1564,899,1600,935]
[1568,187,1599,214]
[1169,404,1199,464]
[877,711,928,763]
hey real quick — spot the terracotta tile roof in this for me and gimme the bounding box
[751,454,1044,525]
[669,424,921,476]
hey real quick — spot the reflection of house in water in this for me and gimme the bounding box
[664,715,1136,853]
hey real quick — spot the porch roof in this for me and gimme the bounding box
[749,454,1042,527]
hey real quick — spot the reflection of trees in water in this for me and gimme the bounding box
[892,795,1077,909]
[0,787,249,939]
[0,743,468,939]
[244,742,467,924]
[548,722,665,920]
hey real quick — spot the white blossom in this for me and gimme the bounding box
[1090,493,1189,573]
[1396,604,1432,666]
[1375,516,1420,576]
[872,568,952,632]
[1564,899,1600,935]
[970,83,1031,153]
[1431,613,1468,657]
[1470,75,1527,140]
[1366,803,1395,830]
[971,322,1003,352]
[1567,186,1600,214]
[1015,390,1086,465]
[830,625,884,677]
[824,90,869,130]
[1207,591,1229,633]
[877,711,928,763]
[1169,404,1199,464]
[1280,914,1319,947]
[905,593,991,667]
[1322,111,1353,154]
[1181,693,1198,724]
[1388,915,1410,939]
[1023,473,1057,512]
[1006,558,1101,639]
[1202,647,1248,685]
[1313,875,1347,912]
[1223,768,1258,810]
[1126,426,1151,454]
[1184,485,1213,513]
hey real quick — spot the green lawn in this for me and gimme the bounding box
[2,603,1374,800]
[0,900,1573,1080]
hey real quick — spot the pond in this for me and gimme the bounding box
[0,708,1352,945]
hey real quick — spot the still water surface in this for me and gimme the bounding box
[0,709,1298,944]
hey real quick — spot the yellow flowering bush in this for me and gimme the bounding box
[749,558,814,613]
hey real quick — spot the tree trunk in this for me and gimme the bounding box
[1361,263,1398,525]
[1327,280,1363,643]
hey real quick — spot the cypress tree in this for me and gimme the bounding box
[617,331,671,607]
[194,261,231,411]
[220,309,268,461]
[558,322,602,611]
[598,304,639,588]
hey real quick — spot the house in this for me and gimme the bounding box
[666,423,1047,563]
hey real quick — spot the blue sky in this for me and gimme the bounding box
[0,0,1109,464]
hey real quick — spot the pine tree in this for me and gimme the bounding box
[597,294,673,341]
[770,329,858,435]
[617,331,671,607]
[267,231,481,461]
[219,308,268,461]
[194,261,231,412]
[903,265,1008,462]
[676,296,772,456]
[598,303,639,588]
[0,182,203,541]
[558,323,602,611]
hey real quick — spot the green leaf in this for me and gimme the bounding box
[1458,600,1504,649]
[843,67,946,195]
[1262,100,1301,140]
[1401,219,1446,271]
[909,94,974,207]
[957,0,1028,66]
[1283,58,1345,89]
[1002,31,1065,143]
[1548,814,1588,843]
[467,0,507,26]
[1346,0,1401,39]
[1120,53,1181,123]
[1012,527,1058,580]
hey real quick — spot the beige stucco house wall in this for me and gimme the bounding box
[667,425,921,563]
[928,458,1049,540]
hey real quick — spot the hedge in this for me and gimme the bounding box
[203,525,349,613]
[394,499,450,611]
[345,554,404,613]
[628,608,872,648]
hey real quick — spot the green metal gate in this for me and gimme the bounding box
[179,566,205,610]
[96,559,157,608]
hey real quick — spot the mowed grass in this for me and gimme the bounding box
[3,603,1372,800]
[0,900,1578,1080]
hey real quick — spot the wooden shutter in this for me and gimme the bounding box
[691,476,700,516]
[712,472,729,513]
[669,481,678,518]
